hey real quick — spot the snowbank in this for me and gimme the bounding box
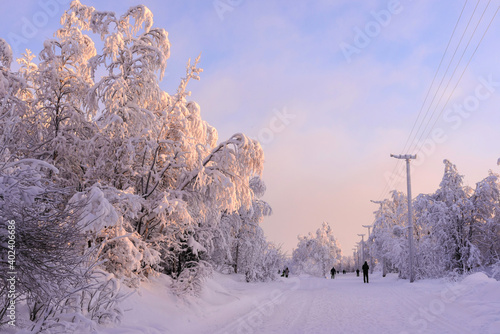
[99,272,299,333]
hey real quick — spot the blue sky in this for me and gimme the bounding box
[2,0,500,255]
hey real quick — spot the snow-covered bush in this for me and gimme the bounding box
[491,260,500,280]
[171,260,213,296]
[29,270,130,333]
[0,162,92,325]
[70,185,161,285]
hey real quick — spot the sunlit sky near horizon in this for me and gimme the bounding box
[2,0,500,256]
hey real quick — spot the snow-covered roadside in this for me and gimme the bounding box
[100,272,299,334]
[452,273,500,333]
[386,272,500,334]
[99,271,500,334]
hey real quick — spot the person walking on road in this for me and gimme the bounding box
[330,266,336,279]
[362,261,369,283]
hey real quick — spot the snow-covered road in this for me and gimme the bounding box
[106,271,500,334]
[210,272,499,334]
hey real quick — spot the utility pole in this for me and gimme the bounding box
[390,153,416,283]
[352,248,357,271]
[362,225,372,238]
[357,234,365,263]
[362,225,373,273]
[355,243,361,270]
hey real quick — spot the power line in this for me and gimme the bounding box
[410,0,493,155]
[378,1,473,200]
[378,1,470,201]
[378,0,498,201]
[407,0,482,155]
[415,4,499,155]
[400,0,470,156]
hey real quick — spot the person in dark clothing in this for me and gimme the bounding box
[356,269,360,277]
[362,261,369,283]
[283,267,289,278]
[330,267,336,279]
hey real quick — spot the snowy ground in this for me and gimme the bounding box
[98,270,500,334]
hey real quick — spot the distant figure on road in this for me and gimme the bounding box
[356,269,360,277]
[330,267,336,279]
[362,261,369,283]
[282,267,289,278]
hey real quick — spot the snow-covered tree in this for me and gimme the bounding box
[374,160,491,280]
[15,15,98,189]
[291,222,342,277]
[414,160,477,276]
[1,0,276,327]
[374,160,500,280]
[370,191,408,277]
[27,1,269,289]
[470,172,500,266]
[207,177,282,282]
[340,255,355,272]
[0,38,31,166]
